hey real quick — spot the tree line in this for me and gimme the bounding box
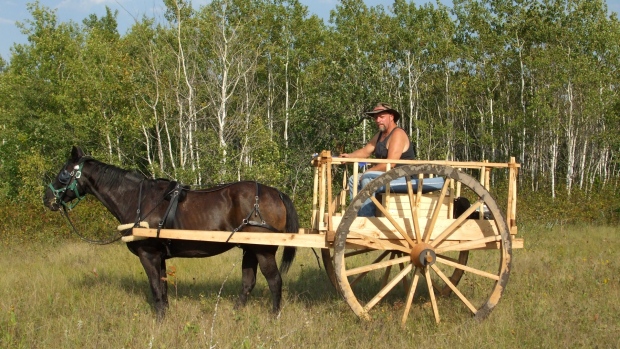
[0,0,619,217]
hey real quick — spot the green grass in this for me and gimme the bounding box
[0,224,618,348]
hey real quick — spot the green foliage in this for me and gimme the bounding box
[0,0,619,215]
[518,184,620,225]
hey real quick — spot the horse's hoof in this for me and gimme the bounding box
[155,310,167,322]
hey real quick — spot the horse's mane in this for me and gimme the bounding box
[86,158,147,189]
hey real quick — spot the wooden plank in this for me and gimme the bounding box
[130,228,523,251]
[318,162,327,230]
[376,193,451,219]
[329,157,521,169]
[435,235,502,253]
[121,235,148,242]
[311,166,319,229]
[352,161,359,200]
[131,228,330,249]
[513,238,524,249]
[327,156,333,231]
[434,237,524,251]
[346,233,410,253]
[510,157,518,230]
[332,216,498,242]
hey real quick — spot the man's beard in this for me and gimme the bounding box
[378,124,387,132]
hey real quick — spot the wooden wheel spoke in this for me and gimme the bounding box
[436,256,500,281]
[422,177,451,243]
[431,264,478,314]
[430,200,483,248]
[425,266,440,323]
[435,253,462,264]
[381,252,396,287]
[345,248,373,258]
[363,264,413,312]
[401,267,421,326]
[345,255,411,277]
[405,177,422,243]
[370,196,416,247]
[349,251,391,288]
[347,233,410,254]
[411,211,422,244]
[435,235,502,254]
[332,163,513,324]
[397,256,410,294]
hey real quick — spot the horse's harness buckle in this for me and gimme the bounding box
[226,182,278,243]
[72,165,82,179]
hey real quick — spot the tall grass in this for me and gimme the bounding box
[0,224,618,348]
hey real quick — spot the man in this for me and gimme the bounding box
[340,102,416,216]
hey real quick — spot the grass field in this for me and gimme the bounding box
[0,224,618,348]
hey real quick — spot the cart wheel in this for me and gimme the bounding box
[321,248,338,290]
[333,164,512,324]
[433,250,469,297]
[321,245,466,297]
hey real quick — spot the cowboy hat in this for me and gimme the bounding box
[365,102,401,122]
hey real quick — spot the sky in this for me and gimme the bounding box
[1,0,620,61]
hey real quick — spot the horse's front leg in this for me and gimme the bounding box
[160,258,169,307]
[137,250,168,320]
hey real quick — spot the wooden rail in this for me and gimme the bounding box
[311,150,521,242]
[121,151,522,252]
[128,228,330,248]
[126,226,523,251]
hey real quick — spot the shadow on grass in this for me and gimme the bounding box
[71,245,444,321]
[73,258,340,311]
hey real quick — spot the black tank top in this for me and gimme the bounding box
[373,128,416,161]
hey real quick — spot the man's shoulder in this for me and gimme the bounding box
[392,127,409,138]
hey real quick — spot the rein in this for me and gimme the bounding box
[59,207,122,245]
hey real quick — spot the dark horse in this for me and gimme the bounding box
[43,146,299,319]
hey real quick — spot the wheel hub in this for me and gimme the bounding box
[410,242,436,268]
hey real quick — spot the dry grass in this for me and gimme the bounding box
[0,224,618,348]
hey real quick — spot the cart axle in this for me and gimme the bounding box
[410,242,436,267]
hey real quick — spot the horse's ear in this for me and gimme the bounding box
[71,146,84,162]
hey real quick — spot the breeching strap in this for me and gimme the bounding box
[226,181,280,243]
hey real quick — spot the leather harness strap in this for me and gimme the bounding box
[157,182,183,238]
[130,180,278,243]
[226,181,280,243]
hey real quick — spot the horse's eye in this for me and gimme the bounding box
[58,169,71,184]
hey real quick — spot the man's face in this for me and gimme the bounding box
[373,112,393,132]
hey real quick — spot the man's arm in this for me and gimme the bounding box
[340,133,379,159]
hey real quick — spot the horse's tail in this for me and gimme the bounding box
[278,191,299,274]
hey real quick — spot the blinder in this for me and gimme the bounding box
[58,169,72,185]
[48,162,86,210]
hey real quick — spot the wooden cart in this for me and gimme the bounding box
[129,150,523,325]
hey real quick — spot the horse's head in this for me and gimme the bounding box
[44,146,89,211]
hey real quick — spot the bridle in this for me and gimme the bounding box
[47,161,87,210]
[47,158,121,245]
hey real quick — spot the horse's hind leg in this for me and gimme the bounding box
[255,249,283,314]
[236,249,258,309]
